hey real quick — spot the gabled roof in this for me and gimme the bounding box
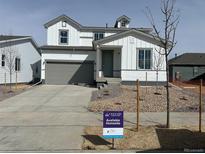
[0,35,40,54]
[168,53,205,66]
[93,29,165,48]
[44,14,83,30]
[116,15,131,22]
[44,14,153,33]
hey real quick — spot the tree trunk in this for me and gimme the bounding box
[156,70,159,93]
[9,69,12,92]
[9,53,12,92]
[165,55,170,128]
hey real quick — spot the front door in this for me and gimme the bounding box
[102,50,113,77]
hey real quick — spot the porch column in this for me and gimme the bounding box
[96,45,102,79]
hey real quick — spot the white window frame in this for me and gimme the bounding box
[137,48,153,70]
[59,30,69,45]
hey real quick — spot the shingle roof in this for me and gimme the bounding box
[93,29,165,48]
[168,53,205,66]
[44,14,152,33]
[0,35,29,41]
[116,15,131,22]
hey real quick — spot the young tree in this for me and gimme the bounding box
[145,0,180,128]
[153,48,164,94]
[0,41,19,92]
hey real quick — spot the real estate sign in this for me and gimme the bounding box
[103,111,123,139]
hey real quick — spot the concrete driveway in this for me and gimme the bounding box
[0,85,204,152]
[0,85,100,152]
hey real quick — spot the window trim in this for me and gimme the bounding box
[15,57,21,72]
[59,29,69,45]
[136,48,153,70]
[1,54,5,67]
[93,32,105,41]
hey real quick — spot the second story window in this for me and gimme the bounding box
[15,57,21,71]
[59,30,68,44]
[94,32,104,41]
[1,54,5,67]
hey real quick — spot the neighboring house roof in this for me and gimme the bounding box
[168,53,205,66]
[40,45,94,52]
[0,35,29,41]
[44,14,152,33]
[0,35,40,54]
[93,29,165,48]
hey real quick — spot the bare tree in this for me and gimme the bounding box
[153,48,164,94]
[145,0,180,128]
[0,40,19,92]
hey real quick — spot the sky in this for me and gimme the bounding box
[0,0,205,58]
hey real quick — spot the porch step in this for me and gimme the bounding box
[96,77,121,88]
[105,77,121,85]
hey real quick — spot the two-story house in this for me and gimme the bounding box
[41,14,166,86]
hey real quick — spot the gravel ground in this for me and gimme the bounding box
[88,85,205,112]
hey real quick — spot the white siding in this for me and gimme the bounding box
[79,32,93,46]
[41,50,96,80]
[47,21,80,46]
[46,21,116,46]
[0,41,41,84]
[113,49,121,77]
[102,35,166,82]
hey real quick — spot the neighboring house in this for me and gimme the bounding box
[169,53,205,82]
[41,14,166,86]
[0,35,41,84]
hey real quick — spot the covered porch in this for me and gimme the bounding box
[95,45,122,85]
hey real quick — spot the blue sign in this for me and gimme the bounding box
[103,111,124,139]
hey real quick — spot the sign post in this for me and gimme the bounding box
[103,111,124,149]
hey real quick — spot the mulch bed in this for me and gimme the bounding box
[82,125,205,150]
[88,85,205,112]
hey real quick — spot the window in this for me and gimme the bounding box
[121,21,126,27]
[15,57,21,71]
[1,54,5,67]
[59,30,68,44]
[62,21,67,27]
[193,66,199,75]
[94,32,104,41]
[138,49,152,69]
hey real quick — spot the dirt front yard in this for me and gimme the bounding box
[82,125,205,151]
[88,84,205,112]
[0,84,31,101]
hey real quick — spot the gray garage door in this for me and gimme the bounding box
[45,61,94,85]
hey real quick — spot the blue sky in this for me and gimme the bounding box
[0,0,205,57]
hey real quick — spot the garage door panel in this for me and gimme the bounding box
[45,61,94,85]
